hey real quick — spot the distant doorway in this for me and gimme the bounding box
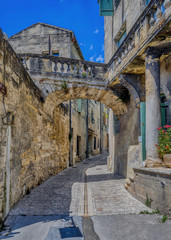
[77,136,81,157]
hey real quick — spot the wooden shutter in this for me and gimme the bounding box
[99,0,114,16]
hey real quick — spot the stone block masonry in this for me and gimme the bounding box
[0,32,69,221]
[127,167,171,216]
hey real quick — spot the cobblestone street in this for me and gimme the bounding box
[1,154,171,240]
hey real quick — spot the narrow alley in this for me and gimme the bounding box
[1,154,171,240]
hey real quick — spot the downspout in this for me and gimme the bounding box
[100,103,102,154]
[86,99,89,158]
[69,100,72,166]
[68,34,72,167]
[5,125,11,217]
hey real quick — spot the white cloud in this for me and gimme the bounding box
[90,54,96,62]
[80,42,86,46]
[94,29,99,34]
[90,45,93,51]
[96,55,104,62]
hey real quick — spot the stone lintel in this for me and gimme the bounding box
[133,167,171,179]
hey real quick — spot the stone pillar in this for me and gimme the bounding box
[107,109,115,172]
[145,51,161,160]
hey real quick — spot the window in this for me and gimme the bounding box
[78,99,82,113]
[161,93,168,127]
[94,137,96,150]
[52,51,59,57]
[77,136,81,156]
[42,51,49,55]
[115,0,121,9]
[146,0,150,6]
[98,0,114,16]
[91,110,95,123]
[117,30,126,48]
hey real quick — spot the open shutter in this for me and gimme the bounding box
[161,102,168,127]
[99,0,114,16]
[78,99,82,113]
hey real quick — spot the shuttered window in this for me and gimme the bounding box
[78,99,82,113]
[99,0,114,16]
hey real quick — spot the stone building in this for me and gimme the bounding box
[8,22,109,165]
[99,0,171,212]
[1,0,170,223]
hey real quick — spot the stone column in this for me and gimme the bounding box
[108,109,115,172]
[145,51,161,161]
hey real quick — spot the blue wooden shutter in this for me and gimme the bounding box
[99,0,114,16]
[78,99,82,113]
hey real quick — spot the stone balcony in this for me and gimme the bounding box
[18,53,108,96]
[108,0,171,84]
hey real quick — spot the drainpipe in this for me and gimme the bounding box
[140,102,146,161]
[69,100,72,166]
[48,35,52,55]
[86,99,89,158]
[5,125,11,217]
[100,103,102,154]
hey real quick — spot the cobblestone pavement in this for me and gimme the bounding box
[1,153,171,240]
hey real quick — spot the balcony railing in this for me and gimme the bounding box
[18,53,108,82]
[108,0,170,82]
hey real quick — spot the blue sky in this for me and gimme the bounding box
[0,0,104,62]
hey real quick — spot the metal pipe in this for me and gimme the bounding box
[86,99,89,158]
[69,100,72,166]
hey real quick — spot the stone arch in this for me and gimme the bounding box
[119,74,141,107]
[43,85,129,117]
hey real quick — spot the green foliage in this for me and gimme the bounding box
[61,81,68,90]
[161,215,168,223]
[82,71,87,77]
[139,208,160,215]
[155,125,171,159]
[145,194,153,207]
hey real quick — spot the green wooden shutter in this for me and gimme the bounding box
[78,99,82,113]
[99,0,114,16]
[161,102,167,127]
[140,102,146,161]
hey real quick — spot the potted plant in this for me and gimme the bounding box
[155,125,171,167]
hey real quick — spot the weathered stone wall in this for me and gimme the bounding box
[70,99,87,163]
[88,100,101,155]
[104,0,147,62]
[114,99,140,177]
[0,35,69,221]
[9,23,70,58]
[128,168,171,215]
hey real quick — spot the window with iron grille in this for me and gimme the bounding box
[115,0,121,9]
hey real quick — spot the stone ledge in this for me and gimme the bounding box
[133,167,171,179]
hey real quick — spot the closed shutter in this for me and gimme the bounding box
[99,0,114,16]
[78,99,82,113]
